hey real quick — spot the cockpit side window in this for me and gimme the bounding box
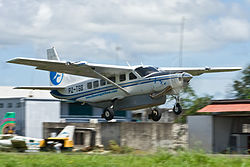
[135,67,159,77]
[129,72,137,80]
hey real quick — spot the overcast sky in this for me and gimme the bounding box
[0,0,249,99]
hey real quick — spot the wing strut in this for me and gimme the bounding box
[150,86,172,99]
[91,69,130,95]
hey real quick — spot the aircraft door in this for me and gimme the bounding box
[169,73,183,94]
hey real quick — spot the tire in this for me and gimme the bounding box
[151,108,162,122]
[173,103,182,115]
[103,108,114,121]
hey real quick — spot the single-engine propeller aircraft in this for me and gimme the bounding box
[7,47,241,121]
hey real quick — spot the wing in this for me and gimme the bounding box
[159,67,242,76]
[11,140,27,150]
[7,57,134,79]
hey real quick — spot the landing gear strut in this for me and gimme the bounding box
[148,108,162,122]
[102,107,114,121]
[173,96,182,115]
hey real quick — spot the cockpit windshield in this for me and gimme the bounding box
[135,66,159,77]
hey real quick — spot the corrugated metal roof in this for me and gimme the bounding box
[0,86,56,99]
[197,103,250,113]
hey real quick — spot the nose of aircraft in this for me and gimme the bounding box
[182,72,193,83]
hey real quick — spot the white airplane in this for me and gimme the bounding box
[0,134,42,152]
[0,125,75,152]
[7,47,241,121]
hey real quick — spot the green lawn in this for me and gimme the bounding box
[0,151,249,167]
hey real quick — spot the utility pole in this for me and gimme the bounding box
[179,17,185,67]
[115,46,121,65]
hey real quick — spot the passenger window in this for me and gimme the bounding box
[119,74,126,82]
[100,79,106,86]
[108,76,116,83]
[93,80,99,88]
[87,82,92,89]
[129,72,137,80]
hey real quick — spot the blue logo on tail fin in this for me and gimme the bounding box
[50,72,63,85]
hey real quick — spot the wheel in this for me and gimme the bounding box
[173,103,182,115]
[102,108,114,121]
[151,108,162,122]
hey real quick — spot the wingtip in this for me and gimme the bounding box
[7,57,22,63]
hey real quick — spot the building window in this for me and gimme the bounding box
[242,124,250,133]
[7,103,12,108]
[119,74,126,82]
[0,103,4,108]
[100,79,106,86]
[16,102,21,108]
[93,80,99,88]
[87,82,92,89]
[129,72,137,80]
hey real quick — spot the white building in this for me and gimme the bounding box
[0,86,60,138]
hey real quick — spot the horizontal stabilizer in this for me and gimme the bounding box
[14,86,66,90]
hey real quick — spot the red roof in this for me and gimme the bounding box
[197,103,250,113]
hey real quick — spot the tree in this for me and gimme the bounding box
[175,85,213,123]
[232,65,250,99]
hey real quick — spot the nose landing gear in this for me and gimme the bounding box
[173,103,182,115]
[172,96,183,115]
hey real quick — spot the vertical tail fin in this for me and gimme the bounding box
[47,47,60,61]
[56,126,75,141]
[47,47,84,86]
[0,112,16,134]
[47,47,64,86]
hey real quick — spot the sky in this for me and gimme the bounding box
[0,0,249,100]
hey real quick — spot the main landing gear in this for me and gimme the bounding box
[102,107,114,121]
[148,108,162,122]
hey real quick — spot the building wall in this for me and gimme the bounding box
[188,115,213,153]
[25,100,60,138]
[213,116,233,153]
[188,115,250,153]
[0,98,25,135]
[43,122,188,151]
[60,101,132,122]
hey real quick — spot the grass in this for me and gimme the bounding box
[0,151,249,167]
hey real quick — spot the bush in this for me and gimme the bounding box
[108,140,134,154]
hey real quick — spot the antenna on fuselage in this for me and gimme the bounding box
[126,61,131,67]
[179,17,185,67]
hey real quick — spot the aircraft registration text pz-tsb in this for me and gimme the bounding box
[8,47,241,121]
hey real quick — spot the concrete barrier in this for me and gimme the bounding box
[43,122,187,151]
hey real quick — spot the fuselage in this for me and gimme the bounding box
[0,135,41,150]
[50,66,192,105]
